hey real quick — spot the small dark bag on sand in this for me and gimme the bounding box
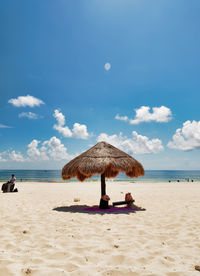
[1,181,18,193]
[1,182,8,193]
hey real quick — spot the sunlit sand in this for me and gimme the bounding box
[0,181,200,275]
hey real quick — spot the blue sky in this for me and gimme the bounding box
[1,0,200,170]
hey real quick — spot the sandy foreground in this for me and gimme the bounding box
[0,181,200,276]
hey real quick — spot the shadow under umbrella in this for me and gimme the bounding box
[53,204,146,215]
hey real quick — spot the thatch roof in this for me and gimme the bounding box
[62,141,145,181]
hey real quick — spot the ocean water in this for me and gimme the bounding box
[0,170,200,183]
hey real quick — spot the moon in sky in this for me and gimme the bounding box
[104,63,111,71]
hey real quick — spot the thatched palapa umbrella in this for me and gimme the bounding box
[62,141,145,206]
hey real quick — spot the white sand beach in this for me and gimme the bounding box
[0,181,200,276]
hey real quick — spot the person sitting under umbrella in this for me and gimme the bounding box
[100,194,110,209]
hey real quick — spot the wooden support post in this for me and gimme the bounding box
[101,173,106,196]
[100,173,109,209]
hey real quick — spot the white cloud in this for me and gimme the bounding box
[27,137,72,161]
[53,124,72,138]
[0,137,73,164]
[97,131,164,155]
[8,95,44,107]
[167,120,200,151]
[115,114,129,122]
[104,62,111,71]
[0,123,12,128]
[0,152,7,162]
[72,123,90,139]
[53,109,90,139]
[115,106,172,125]
[130,106,172,124]
[27,139,49,160]
[53,109,65,125]
[9,150,26,162]
[0,150,26,162]
[53,110,72,138]
[42,136,71,160]
[18,112,38,119]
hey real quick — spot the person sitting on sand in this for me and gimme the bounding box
[99,194,110,209]
[7,174,16,192]
[10,174,16,185]
[1,174,17,193]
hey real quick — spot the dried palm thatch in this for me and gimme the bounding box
[62,141,144,185]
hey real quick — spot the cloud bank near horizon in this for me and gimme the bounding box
[0,136,74,163]
[2,100,200,167]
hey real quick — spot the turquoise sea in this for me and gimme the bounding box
[0,170,200,183]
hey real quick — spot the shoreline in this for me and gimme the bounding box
[1,178,199,184]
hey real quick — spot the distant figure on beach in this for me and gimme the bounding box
[1,174,18,193]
